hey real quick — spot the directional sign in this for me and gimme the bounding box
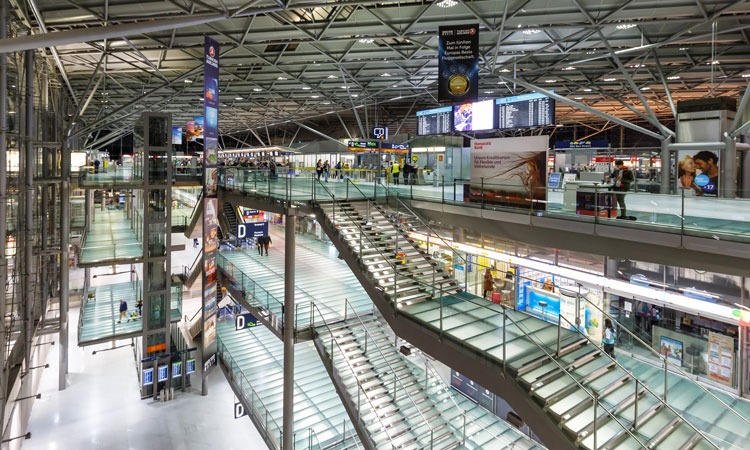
[235,313,258,330]
[234,402,247,419]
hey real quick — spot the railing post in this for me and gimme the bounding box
[664,359,668,401]
[680,187,685,237]
[462,413,466,445]
[441,176,445,203]
[346,180,349,201]
[480,177,484,209]
[633,379,639,428]
[453,181,456,202]
[557,312,562,356]
[594,184,599,225]
[593,391,599,450]
[439,285,444,336]
[502,306,507,375]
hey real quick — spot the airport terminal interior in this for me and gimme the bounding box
[2,0,750,449]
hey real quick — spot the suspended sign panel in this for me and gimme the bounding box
[438,24,479,103]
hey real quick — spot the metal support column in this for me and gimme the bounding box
[282,207,296,450]
[85,188,92,228]
[59,128,71,390]
[0,0,8,425]
[23,50,34,368]
[722,134,737,198]
[660,137,671,194]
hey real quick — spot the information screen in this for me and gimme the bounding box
[417,106,453,136]
[454,100,494,132]
[496,92,555,130]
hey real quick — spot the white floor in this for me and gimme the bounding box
[23,307,267,450]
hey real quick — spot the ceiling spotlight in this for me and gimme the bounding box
[616,23,637,30]
[710,60,720,65]
[184,79,193,83]
[436,0,458,7]
[302,87,311,90]
[199,97,204,101]
[586,50,596,55]
[583,88,592,92]
[641,86,650,90]
[497,81,507,84]
[340,86,348,89]
[500,68,511,73]
[234,97,243,100]
[327,75,338,79]
[603,78,616,81]
[311,95,320,98]
[630,63,644,68]
[522,28,542,35]
[253,88,262,92]
[380,73,392,77]
[667,75,680,80]
[277,76,288,80]
[679,47,688,51]
[351,94,359,97]
[562,66,575,71]
[358,38,374,44]
[574,97,583,100]
[545,79,556,83]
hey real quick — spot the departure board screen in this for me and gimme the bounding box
[416,106,453,136]
[495,92,555,130]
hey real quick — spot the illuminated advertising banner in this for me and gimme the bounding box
[468,136,549,208]
[454,100,494,132]
[202,35,220,377]
[677,149,719,197]
[438,24,479,103]
[172,127,182,145]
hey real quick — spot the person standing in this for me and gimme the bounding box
[602,319,616,358]
[118,299,129,323]
[607,160,635,219]
[316,159,323,181]
[324,160,330,182]
[483,268,494,299]
[392,161,400,185]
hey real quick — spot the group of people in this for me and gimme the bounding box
[118,298,143,324]
[387,160,419,185]
[315,160,353,181]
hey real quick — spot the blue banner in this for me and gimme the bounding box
[438,24,479,103]
[237,222,268,239]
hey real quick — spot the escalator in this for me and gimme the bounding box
[308,184,748,450]
[222,202,240,236]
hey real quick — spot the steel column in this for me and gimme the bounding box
[59,132,71,390]
[283,208,296,450]
[722,134,737,198]
[660,137,671,194]
[23,50,35,370]
[0,0,8,426]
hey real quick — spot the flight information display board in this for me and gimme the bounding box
[495,92,555,130]
[417,106,453,136]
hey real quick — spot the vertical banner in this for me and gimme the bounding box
[708,332,734,387]
[438,24,479,103]
[202,35,220,377]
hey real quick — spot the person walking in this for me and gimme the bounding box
[392,161,400,185]
[483,268,494,299]
[118,299,129,323]
[262,234,272,256]
[324,160,330,182]
[257,235,264,256]
[603,319,616,358]
[607,160,635,219]
[316,159,323,181]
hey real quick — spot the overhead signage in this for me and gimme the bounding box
[438,24,479,103]
[235,312,258,330]
[417,106,453,136]
[186,359,196,375]
[172,362,182,379]
[372,126,388,140]
[454,99,494,132]
[237,222,268,238]
[346,141,410,154]
[496,92,555,130]
[555,139,609,149]
[383,143,410,154]
[202,35,221,379]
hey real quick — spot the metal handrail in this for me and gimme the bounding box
[307,299,401,450]
[183,248,203,280]
[216,254,285,323]
[577,291,750,427]
[342,299,436,443]
[421,358,468,446]
[307,422,363,450]
[552,312,720,449]
[217,335,284,449]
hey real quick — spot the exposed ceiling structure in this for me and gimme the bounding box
[6,0,750,145]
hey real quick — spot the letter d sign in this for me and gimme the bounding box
[234,402,247,419]
[235,315,245,330]
[237,224,246,239]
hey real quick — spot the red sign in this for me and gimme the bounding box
[147,343,167,353]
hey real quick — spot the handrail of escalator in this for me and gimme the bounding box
[576,290,750,427]
[342,299,436,444]
[307,300,399,449]
[551,311,720,449]
[184,248,203,279]
[188,190,203,222]
[312,180,440,302]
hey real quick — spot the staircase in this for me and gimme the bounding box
[183,191,203,239]
[311,195,732,450]
[223,201,240,236]
[314,308,542,450]
[180,248,203,289]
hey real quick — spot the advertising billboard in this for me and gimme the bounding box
[454,100,494,132]
[468,135,549,208]
[677,150,719,196]
[438,24,479,103]
[171,127,182,145]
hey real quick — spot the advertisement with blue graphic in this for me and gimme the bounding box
[438,24,479,103]
[677,149,719,197]
[172,126,182,145]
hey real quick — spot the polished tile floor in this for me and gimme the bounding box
[26,307,267,450]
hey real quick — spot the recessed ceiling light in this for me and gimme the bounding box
[667,75,680,80]
[616,23,637,30]
[358,38,374,44]
[253,88,262,92]
[302,87,311,90]
[311,95,320,98]
[277,76,287,80]
[583,88,592,92]
[234,97,243,100]
[545,79,556,83]
[562,66,575,71]
[603,78,616,82]
[327,75,338,79]
[574,97,583,100]
[380,73,392,77]
[522,28,542,35]
[184,79,193,83]
[679,47,688,51]
[641,86,650,90]
[742,74,750,78]
[351,94,358,97]
[436,0,458,7]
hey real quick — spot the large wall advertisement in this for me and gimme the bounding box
[438,24,479,103]
[202,35,220,377]
[468,136,549,208]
